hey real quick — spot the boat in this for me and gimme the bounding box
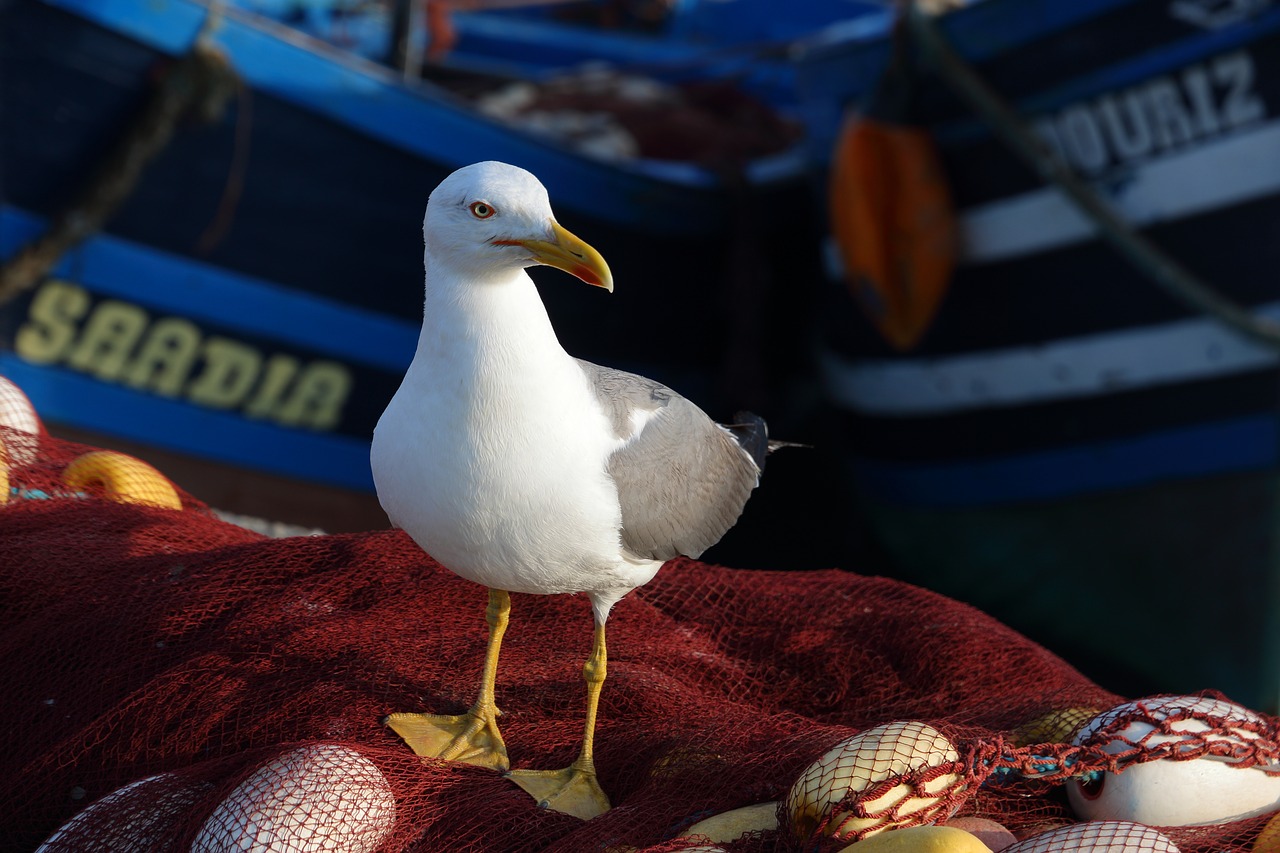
[0,0,819,533]
[229,0,893,109]
[793,0,1280,710]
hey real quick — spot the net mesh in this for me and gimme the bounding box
[1,409,1278,852]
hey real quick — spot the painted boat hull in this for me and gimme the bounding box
[796,0,1280,708]
[0,0,820,527]
[230,0,891,108]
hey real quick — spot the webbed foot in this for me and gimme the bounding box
[505,763,611,820]
[383,708,509,771]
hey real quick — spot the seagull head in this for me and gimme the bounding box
[424,161,613,292]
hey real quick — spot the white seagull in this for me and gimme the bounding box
[371,161,769,820]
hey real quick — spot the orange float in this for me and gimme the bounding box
[829,114,957,351]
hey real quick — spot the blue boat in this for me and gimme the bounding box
[0,0,817,530]
[794,0,1280,709]
[230,0,891,108]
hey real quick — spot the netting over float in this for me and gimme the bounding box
[1,413,1278,851]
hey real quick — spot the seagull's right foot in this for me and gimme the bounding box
[383,708,510,771]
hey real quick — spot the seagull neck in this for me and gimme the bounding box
[418,266,566,364]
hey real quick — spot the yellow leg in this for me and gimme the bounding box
[384,588,512,771]
[506,621,612,820]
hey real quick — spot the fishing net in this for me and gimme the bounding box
[2,386,1278,851]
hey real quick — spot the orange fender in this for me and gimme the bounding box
[829,115,957,351]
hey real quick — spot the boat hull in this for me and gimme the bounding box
[797,0,1280,708]
[1,0,819,525]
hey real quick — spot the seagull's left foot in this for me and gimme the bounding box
[384,589,515,770]
[383,708,510,771]
[505,762,612,820]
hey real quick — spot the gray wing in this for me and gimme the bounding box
[576,359,761,561]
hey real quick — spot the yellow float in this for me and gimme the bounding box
[1254,810,1280,852]
[837,825,991,852]
[62,450,182,510]
[680,802,779,844]
[1011,706,1100,746]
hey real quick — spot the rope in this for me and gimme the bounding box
[904,5,1280,351]
[0,9,236,306]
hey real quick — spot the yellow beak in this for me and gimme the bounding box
[502,221,613,292]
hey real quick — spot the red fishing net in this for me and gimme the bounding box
[1,408,1278,851]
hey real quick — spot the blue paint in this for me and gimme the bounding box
[1022,6,1280,109]
[796,0,1280,155]
[852,415,1280,507]
[796,0,1144,98]
[0,206,419,373]
[448,8,803,108]
[0,356,376,490]
[936,9,1280,145]
[38,0,727,234]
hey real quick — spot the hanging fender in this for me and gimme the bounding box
[828,114,957,351]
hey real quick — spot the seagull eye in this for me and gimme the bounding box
[470,201,495,219]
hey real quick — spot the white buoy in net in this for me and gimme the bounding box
[0,376,41,467]
[191,744,397,853]
[36,772,213,851]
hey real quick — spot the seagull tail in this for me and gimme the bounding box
[732,407,808,471]
[725,411,769,471]
[725,411,810,472]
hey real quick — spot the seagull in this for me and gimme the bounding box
[371,161,770,820]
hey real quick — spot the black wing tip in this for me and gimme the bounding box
[727,410,769,470]
[725,410,811,472]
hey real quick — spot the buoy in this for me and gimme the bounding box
[62,451,183,510]
[829,114,956,351]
